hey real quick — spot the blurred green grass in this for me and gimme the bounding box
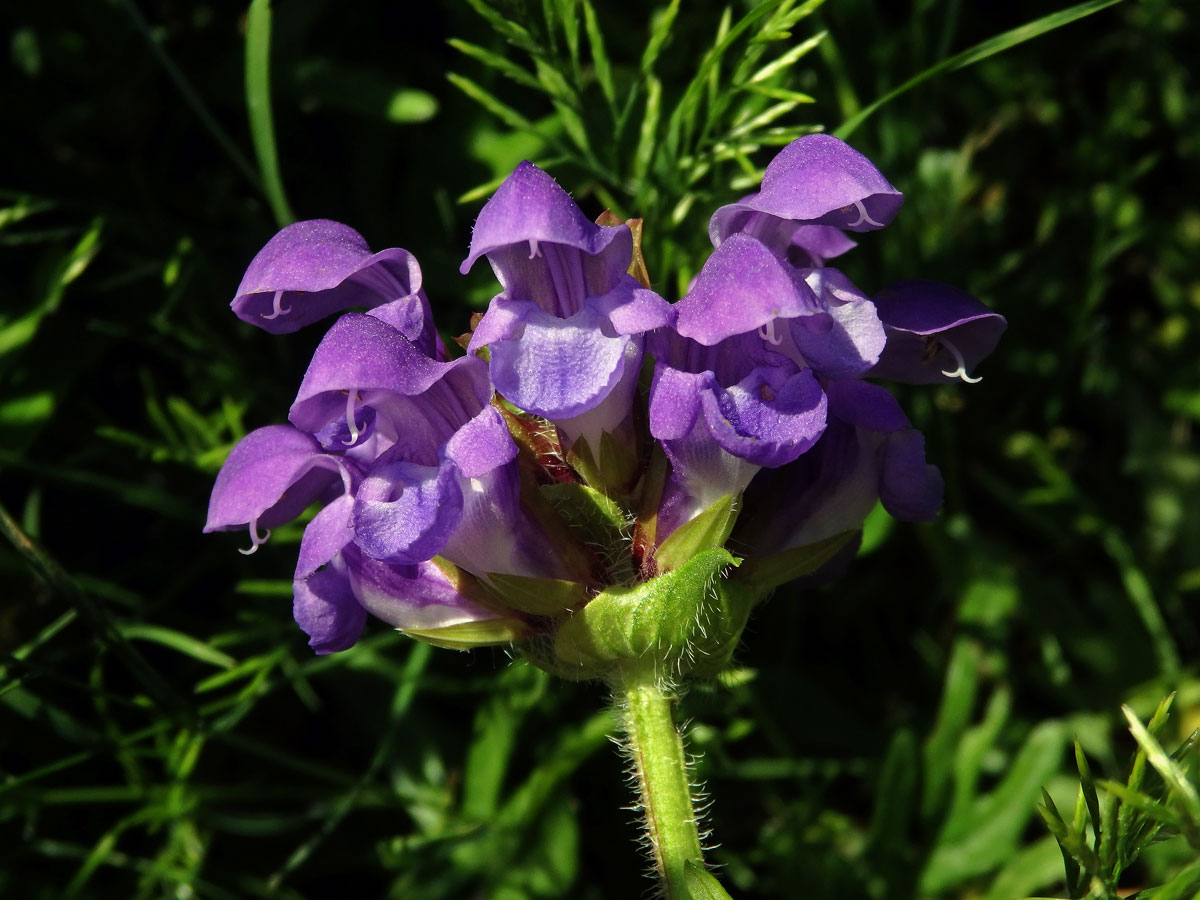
[2,1,1198,897]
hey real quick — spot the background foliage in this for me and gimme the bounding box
[2,1,1198,897]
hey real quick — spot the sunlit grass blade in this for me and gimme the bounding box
[581,0,616,114]
[1122,704,1200,822]
[245,0,295,228]
[116,624,237,670]
[835,0,1126,140]
[448,39,543,92]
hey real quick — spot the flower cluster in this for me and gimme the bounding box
[206,135,1004,672]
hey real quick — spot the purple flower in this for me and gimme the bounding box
[708,134,902,253]
[204,424,353,554]
[209,135,1005,661]
[869,280,1008,384]
[232,219,441,358]
[734,380,943,560]
[648,235,835,541]
[461,162,671,448]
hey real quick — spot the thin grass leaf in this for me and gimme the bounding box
[632,75,662,183]
[245,0,295,228]
[580,0,616,113]
[664,0,789,158]
[745,28,825,85]
[1040,788,1103,874]
[116,624,237,670]
[447,73,549,142]
[553,0,582,83]
[835,0,1126,140]
[640,0,681,75]
[115,0,260,189]
[1147,857,1200,900]
[727,100,801,138]
[1104,529,1181,677]
[463,0,540,54]
[922,638,980,817]
[742,83,816,103]
[1076,739,1103,847]
[1122,705,1200,821]
[267,643,432,890]
[448,39,544,92]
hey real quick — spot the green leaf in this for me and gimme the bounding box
[448,39,544,92]
[684,860,735,899]
[245,0,294,227]
[403,618,526,650]
[1075,739,1103,847]
[540,482,630,549]
[485,573,589,617]
[866,728,919,858]
[640,0,681,75]
[580,0,615,113]
[922,638,981,818]
[553,547,742,677]
[1123,704,1200,822]
[116,624,237,669]
[654,493,738,573]
[836,0,1126,140]
[735,530,856,595]
[922,722,1068,891]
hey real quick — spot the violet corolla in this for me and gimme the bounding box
[206,135,1004,674]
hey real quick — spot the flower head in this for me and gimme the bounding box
[209,137,1003,670]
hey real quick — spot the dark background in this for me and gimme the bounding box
[2,1,1197,897]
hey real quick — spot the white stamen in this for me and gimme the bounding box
[939,338,982,383]
[260,290,292,320]
[342,390,362,445]
[528,238,541,259]
[238,518,270,555]
[846,199,885,228]
[334,459,353,494]
[757,320,783,345]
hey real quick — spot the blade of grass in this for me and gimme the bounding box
[245,0,295,227]
[117,0,260,190]
[0,500,188,718]
[835,0,1126,140]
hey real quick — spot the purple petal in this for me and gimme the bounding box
[589,280,674,335]
[675,234,821,346]
[656,426,761,545]
[293,559,366,654]
[790,225,857,265]
[444,406,518,478]
[735,419,880,553]
[870,280,1007,384]
[232,220,433,339]
[825,380,910,432]
[699,363,827,468]
[880,430,943,521]
[349,553,506,631]
[788,268,886,378]
[296,494,356,579]
[353,458,463,565]
[204,425,344,533]
[488,305,631,419]
[460,161,629,285]
[290,313,490,444]
[709,134,903,245]
[649,366,709,441]
[467,296,530,354]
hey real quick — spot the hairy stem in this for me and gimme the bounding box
[616,670,706,899]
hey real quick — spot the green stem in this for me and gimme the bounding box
[616,670,706,899]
